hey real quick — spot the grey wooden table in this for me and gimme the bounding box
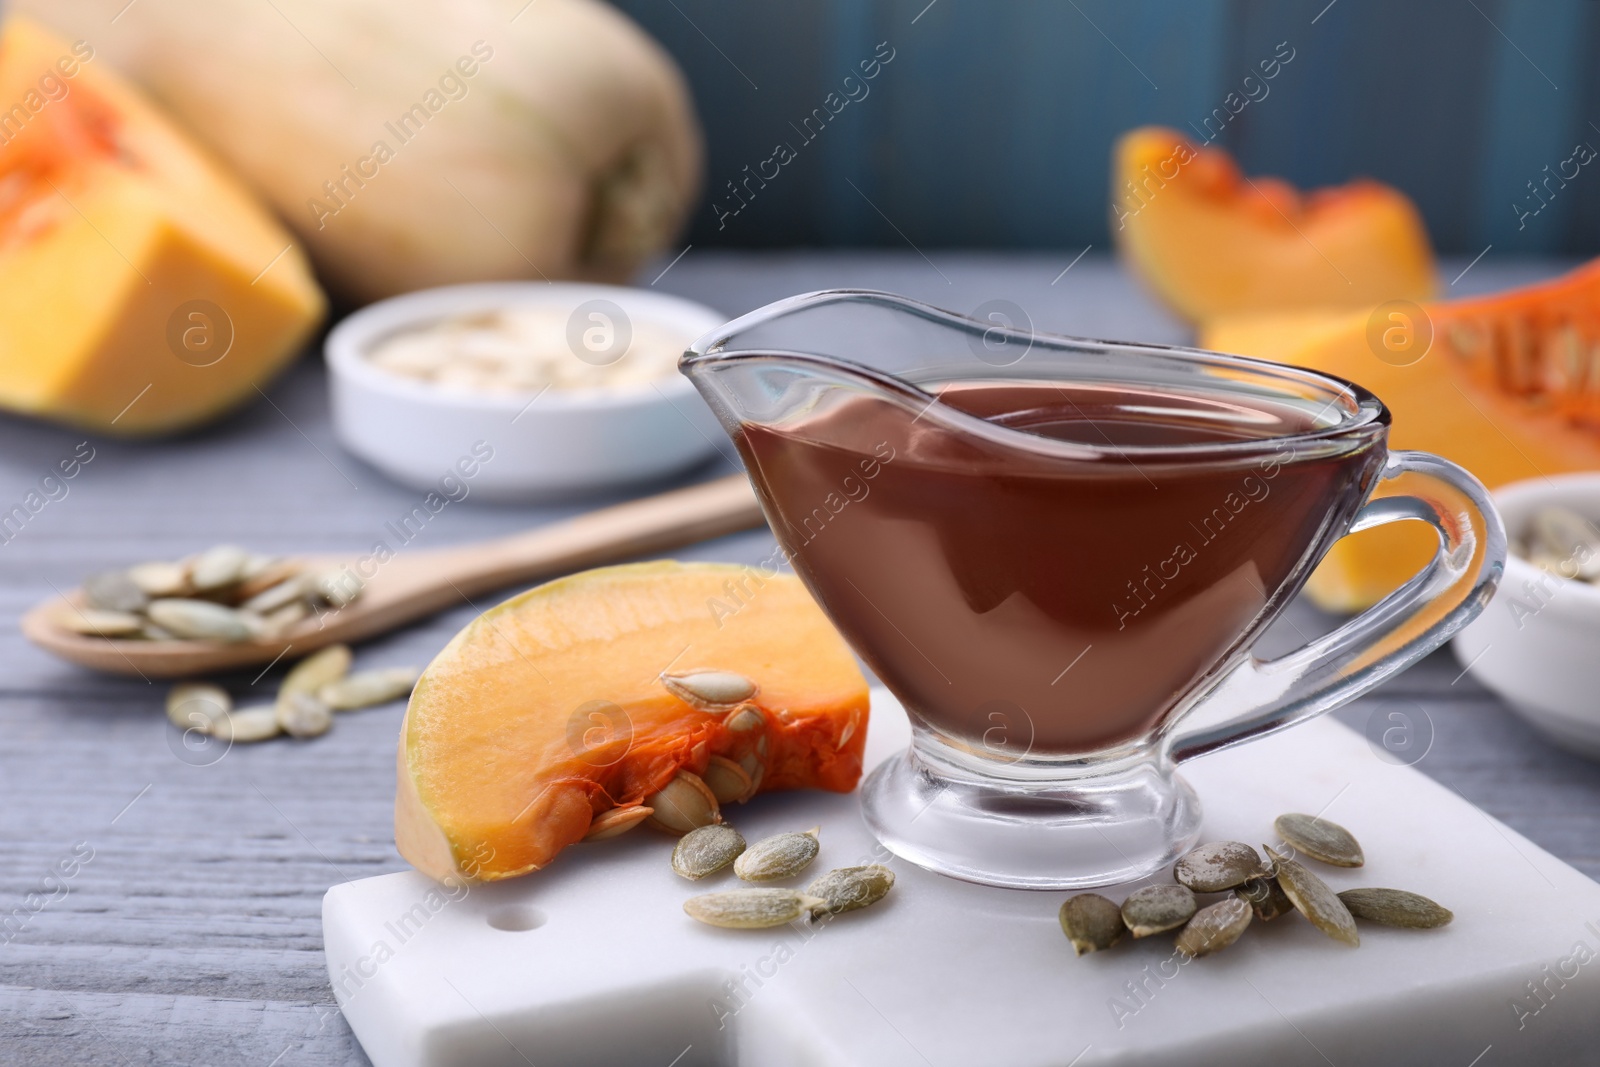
[1,252,1595,1067]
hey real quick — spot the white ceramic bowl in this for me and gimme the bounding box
[1454,473,1600,759]
[325,282,728,501]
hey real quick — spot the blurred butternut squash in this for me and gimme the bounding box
[19,0,704,303]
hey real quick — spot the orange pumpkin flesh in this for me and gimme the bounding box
[1202,258,1600,611]
[0,17,324,435]
[396,561,869,883]
[1112,126,1436,323]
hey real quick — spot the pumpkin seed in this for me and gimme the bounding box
[701,755,754,804]
[145,599,255,642]
[1175,896,1252,958]
[1174,841,1265,892]
[318,667,420,711]
[238,553,277,582]
[735,828,820,882]
[1059,893,1124,956]
[837,708,861,749]
[1265,845,1359,946]
[242,575,310,614]
[276,693,333,738]
[1274,813,1365,868]
[165,682,230,732]
[279,644,353,700]
[215,705,281,743]
[644,771,721,835]
[672,823,747,880]
[126,560,190,597]
[805,864,895,916]
[662,670,758,710]
[1447,321,1484,355]
[738,752,765,796]
[84,570,148,613]
[1235,876,1295,922]
[261,600,310,636]
[1337,888,1453,929]
[1528,506,1600,580]
[313,569,363,608]
[1120,884,1197,938]
[684,888,826,930]
[726,705,764,732]
[583,805,653,841]
[54,607,144,637]
[190,544,250,591]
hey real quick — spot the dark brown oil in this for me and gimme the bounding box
[737,379,1385,755]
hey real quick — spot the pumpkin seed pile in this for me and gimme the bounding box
[164,643,420,745]
[670,820,895,928]
[1060,813,1452,959]
[1515,505,1600,584]
[56,545,365,643]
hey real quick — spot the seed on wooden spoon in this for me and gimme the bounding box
[583,805,654,841]
[644,771,720,834]
[165,682,230,732]
[672,823,747,880]
[684,888,826,929]
[1059,893,1124,955]
[53,607,144,637]
[313,569,364,608]
[127,560,190,598]
[661,670,757,710]
[189,544,250,591]
[701,755,755,804]
[1337,888,1453,929]
[146,599,255,642]
[735,828,820,882]
[1274,813,1365,868]
[1175,896,1252,958]
[242,575,311,615]
[1174,841,1265,892]
[1121,884,1197,938]
[805,865,895,916]
[84,570,148,614]
[1265,845,1359,947]
[1235,876,1295,922]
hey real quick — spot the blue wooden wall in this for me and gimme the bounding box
[611,0,1600,254]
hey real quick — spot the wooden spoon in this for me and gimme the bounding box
[22,474,764,679]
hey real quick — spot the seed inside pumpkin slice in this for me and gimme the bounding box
[395,561,870,884]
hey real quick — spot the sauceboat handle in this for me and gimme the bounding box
[1167,451,1505,764]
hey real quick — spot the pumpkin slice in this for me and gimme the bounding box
[1112,126,1435,323]
[397,561,870,883]
[1201,257,1600,611]
[0,16,324,435]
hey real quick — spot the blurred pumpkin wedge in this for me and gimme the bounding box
[1203,257,1600,611]
[1112,126,1435,323]
[0,17,323,435]
[396,561,869,884]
